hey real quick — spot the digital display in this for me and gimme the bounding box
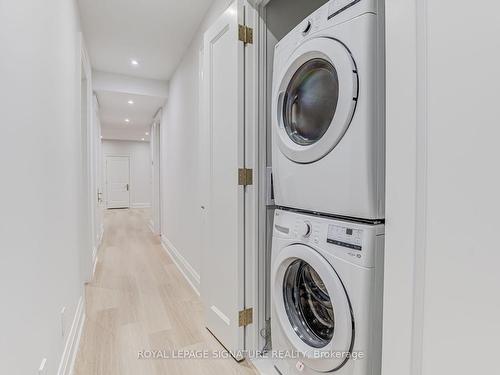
[327,224,363,251]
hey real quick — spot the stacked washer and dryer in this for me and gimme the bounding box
[270,1,385,374]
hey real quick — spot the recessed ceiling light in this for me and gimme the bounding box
[125,118,130,123]
[128,100,134,105]
[131,59,139,66]
[145,132,149,136]
[141,138,145,141]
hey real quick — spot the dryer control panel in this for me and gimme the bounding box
[327,224,363,251]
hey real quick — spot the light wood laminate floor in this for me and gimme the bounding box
[74,208,256,375]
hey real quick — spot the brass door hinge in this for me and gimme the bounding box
[238,168,253,186]
[239,308,253,327]
[238,25,253,45]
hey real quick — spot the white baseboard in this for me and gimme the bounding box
[91,250,98,279]
[161,237,200,296]
[131,203,151,209]
[57,296,85,375]
[148,220,155,234]
[91,227,103,280]
[99,225,104,245]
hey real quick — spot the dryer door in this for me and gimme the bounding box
[272,244,354,372]
[274,37,358,164]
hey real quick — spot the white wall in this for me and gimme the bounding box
[159,0,233,288]
[384,1,500,374]
[419,1,500,373]
[102,140,152,208]
[0,1,86,374]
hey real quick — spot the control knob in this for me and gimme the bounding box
[302,20,312,35]
[297,221,312,238]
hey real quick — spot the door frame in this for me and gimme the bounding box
[80,34,97,283]
[242,0,260,355]
[92,94,105,251]
[151,110,163,235]
[104,154,131,209]
[248,0,276,354]
[382,0,428,374]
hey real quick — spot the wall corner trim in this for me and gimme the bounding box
[161,237,201,296]
[57,296,86,375]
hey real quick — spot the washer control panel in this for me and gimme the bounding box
[327,224,363,251]
[273,210,384,268]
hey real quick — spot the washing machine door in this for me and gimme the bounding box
[274,37,358,164]
[273,244,354,372]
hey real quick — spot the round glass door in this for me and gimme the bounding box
[283,59,339,146]
[272,244,354,372]
[273,38,358,164]
[283,259,335,348]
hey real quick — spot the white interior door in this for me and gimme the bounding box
[201,0,247,360]
[106,156,130,209]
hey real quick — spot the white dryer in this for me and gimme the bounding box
[271,0,385,220]
[271,209,384,375]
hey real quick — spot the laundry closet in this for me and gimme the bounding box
[257,0,332,350]
[254,0,386,374]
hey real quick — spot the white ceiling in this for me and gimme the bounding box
[78,0,214,80]
[98,91,164,141]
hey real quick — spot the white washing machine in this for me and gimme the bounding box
[271,209,384,375]
[271,0,385,220]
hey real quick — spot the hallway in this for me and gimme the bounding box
[74,209,255,375]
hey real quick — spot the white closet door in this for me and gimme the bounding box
[201,0,247,360]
